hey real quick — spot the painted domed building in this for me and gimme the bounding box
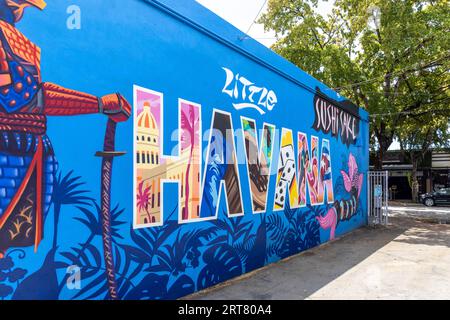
[136,101,160,169]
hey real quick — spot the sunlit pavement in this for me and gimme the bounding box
[184,207,450,300]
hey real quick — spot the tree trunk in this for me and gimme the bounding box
[375,139,390,170]
[374,123,394,170]
[411,155,419,203]
[375,147,384,170]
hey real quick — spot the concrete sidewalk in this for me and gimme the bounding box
[184,216,450,300]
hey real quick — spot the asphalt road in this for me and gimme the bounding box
[389,201,450,223]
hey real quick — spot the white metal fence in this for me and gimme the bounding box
[368,171,389,225]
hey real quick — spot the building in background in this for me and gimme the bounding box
[370,149,450,200]
[431,151,450,191]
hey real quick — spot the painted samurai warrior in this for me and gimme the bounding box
[0,0,131,257]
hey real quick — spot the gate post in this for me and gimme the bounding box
[384,170,389,225]
[368,171,389,226]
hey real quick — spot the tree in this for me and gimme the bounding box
[136,181,153,223]
[397,114,450,201]
[260,0,450,168]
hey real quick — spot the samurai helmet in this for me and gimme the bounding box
[5,0,46,22]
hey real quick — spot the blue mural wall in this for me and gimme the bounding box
[0,0,369,300]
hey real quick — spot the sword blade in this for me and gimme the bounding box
[98,119,119,300]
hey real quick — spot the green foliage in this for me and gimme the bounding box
[260,0,450,164]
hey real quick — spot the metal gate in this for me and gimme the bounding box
[368,171,389,225]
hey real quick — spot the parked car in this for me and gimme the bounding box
[420,188,450,206]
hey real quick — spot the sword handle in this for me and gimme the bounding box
[103,118,117,153]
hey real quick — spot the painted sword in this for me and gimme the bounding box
[95,118,126,300]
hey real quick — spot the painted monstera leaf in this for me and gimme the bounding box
[166,275,195,299]
[124,273,169,300]
[197,244,242,290]
[124,273,194,300]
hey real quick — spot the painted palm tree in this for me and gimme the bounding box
[180,106,200,220]
[52,170,92,248]
[136,181,153,223]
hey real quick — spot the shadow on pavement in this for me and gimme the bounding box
[391,217,450,248]
[183,221,409,300]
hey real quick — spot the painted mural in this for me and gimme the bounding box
[241,118,274,213]
[135,88,202,227]
[0,0,369,300]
